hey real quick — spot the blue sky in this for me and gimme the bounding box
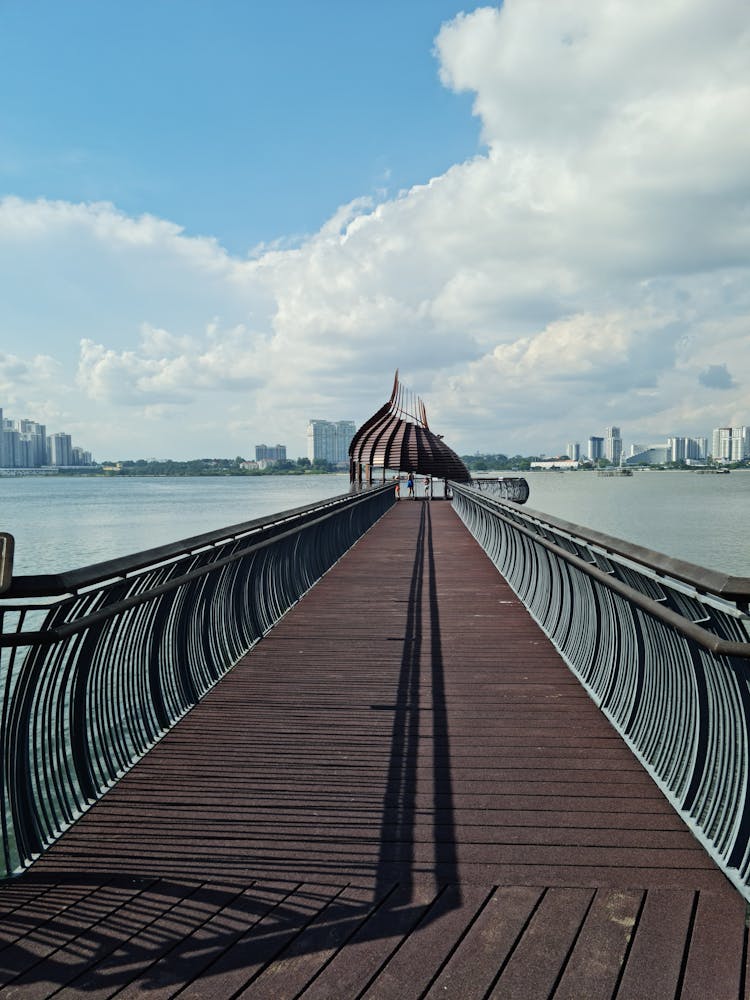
[1,1,748,461]
[1,1,480,252]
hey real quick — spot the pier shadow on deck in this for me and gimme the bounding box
[0,501,747,998]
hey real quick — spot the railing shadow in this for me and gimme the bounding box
[0,501,463,994]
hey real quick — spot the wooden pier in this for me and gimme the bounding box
[0,501,747,998]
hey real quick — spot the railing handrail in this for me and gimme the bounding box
[450,481,750,899]
[4,485,391,599]
[0,485,392,649]
[465,490,750,660]
[451,482,750,605]
[1,483,396,877]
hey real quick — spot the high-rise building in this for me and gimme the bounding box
[587,436,604,462]
[605,426,622,465]
[712,427,731,461]
[0,408,92,468]
[667,436,686,463]
[307,420,356,466]
[712,426,749,462]
[48,432,73,467]
[255,444,287,463]
[1,420,20,469]
[668,436,708,463]
[566,442,580,461]
[16,419,46,466]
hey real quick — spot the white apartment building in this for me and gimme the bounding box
[48,432,73,467]
[307,420,356,466]
[605,426,622,466]
[712,426,750,462]
[667,436,707,462]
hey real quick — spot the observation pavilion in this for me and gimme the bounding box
[349,371,470,488]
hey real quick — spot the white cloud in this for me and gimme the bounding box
[2,0,749,459]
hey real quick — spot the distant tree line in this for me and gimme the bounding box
[94,457,341,476]
[461,454,537,471]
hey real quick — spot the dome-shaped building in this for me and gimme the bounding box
[349,372,470,485]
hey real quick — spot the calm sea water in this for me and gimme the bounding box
[0,473,352,575]
[519,469,750,576]
[0,470,748,577]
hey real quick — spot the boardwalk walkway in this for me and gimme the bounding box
[0,501,747,998]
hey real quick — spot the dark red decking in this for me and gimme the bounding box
[0,501,747,998]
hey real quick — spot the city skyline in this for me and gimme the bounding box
[0,2,748,460]
[0,406,92,469]
[3,398,748,467]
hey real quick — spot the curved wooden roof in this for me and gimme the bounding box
[349,372,470,481]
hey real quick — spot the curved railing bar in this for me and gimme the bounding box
[6,491,377,599]
[1,492,387,649]
[0,484,396,877]
[451,481,750,898]
[476,493,750,605]
[451,484,750,659]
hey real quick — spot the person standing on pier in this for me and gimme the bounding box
[407,473,415,498]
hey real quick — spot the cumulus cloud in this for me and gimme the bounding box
[2,0,750,458]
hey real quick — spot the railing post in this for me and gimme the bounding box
[0,533,13,594]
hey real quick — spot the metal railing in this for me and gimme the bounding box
[0,485,395,878]
[451,482,750,897]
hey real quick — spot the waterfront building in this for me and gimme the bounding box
[48,432,73,467]
[587,436,604,462]
[668,436,708,462]
[667,436,687,463]
[624,446,670,466]
[531,460,580,470]
[712,427,732,461]
[0,406,93,468]
[255,444,287,463]
[16,419,47,467]
[566,442,580,461]
[605,426,622,466]
[1,422,20,468]
[307,420,356,466]
[15,435,35,468]
[712,426,749,462]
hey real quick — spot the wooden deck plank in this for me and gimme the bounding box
[237,883,391,999]
[424,885,544,1000]
[1,500,747,998]
[614,888,695,1000]
[487,887,594,999]
[357,883,491,1000]
[679,888,747,1000]
[552,887,643,1000]
[293,882,436,1000]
